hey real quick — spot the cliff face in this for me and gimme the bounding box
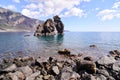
[0,7,43,32]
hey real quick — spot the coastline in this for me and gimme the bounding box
[0,29,31,32]
[0,49,119,80]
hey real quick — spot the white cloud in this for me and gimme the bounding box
[82,0,91,2]
[95,8,100,11]
[12,0,20,3]
[97,1,120,21]
[112,1,120,9]
[61,7,84,17]
[25,3,38,10]
[21,0,90,19]
[97,9,120,21]
[6,5,17,11]
[22,9,40,18]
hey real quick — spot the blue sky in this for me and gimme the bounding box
[0,0,120,31]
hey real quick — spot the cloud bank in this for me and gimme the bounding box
[97,1,120,21]
[22,0,90,19]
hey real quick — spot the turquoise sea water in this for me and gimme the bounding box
[0,32,120,59]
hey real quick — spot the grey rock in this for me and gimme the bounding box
[35,58,47,67]
[107,76,115,80]
[4,64,17,72]
[19,66,33,77]
[26,71,40,80]
[52,66,60,75]
[97,56,116,65]
[43,75,50,80]
[96,75,107,80]
[61,67,80,80]
[112,61,120,71]
[41,68,47,75]
[35,75,43,80]
[97,69,109,77]
[0,75,5,79]
[56,62,63,68]
[14,71,25,80]
[49,75,55,80]
[81,74,96,80]
[8,73,19,80]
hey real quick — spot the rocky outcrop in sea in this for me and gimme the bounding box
[0,49,119,80]
[34,15,64,36]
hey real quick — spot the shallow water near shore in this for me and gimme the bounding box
[0,32,120,60]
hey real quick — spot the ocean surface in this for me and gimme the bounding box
[0,32,120,59]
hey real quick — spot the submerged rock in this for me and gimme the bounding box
[89,45,96,48]
[58,49,70,55]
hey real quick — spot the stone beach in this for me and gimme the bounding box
[0,49,119,80]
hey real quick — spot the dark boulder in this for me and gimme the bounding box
[109,50,120,60]
[76,60,96,74]
[58,49,70,55]
[89,45,96,48]
[84,56,93,61]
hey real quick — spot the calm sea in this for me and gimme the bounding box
[0,32,120,59]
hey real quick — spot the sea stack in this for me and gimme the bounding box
[53,15,64,34]
[34,15,64,36]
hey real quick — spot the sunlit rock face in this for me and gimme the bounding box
[34,18,56,36]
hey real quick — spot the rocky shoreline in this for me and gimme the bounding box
[0,49,119,80]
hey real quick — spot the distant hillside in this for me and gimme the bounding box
[0,7,43,32]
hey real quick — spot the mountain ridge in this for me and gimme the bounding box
[0,7,43,32]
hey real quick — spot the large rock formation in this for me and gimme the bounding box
[34,15,64,36]
[34,18,56,36]
[53,15,64,34]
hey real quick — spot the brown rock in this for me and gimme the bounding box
[58,49,70,55]
[76,60,96,74]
